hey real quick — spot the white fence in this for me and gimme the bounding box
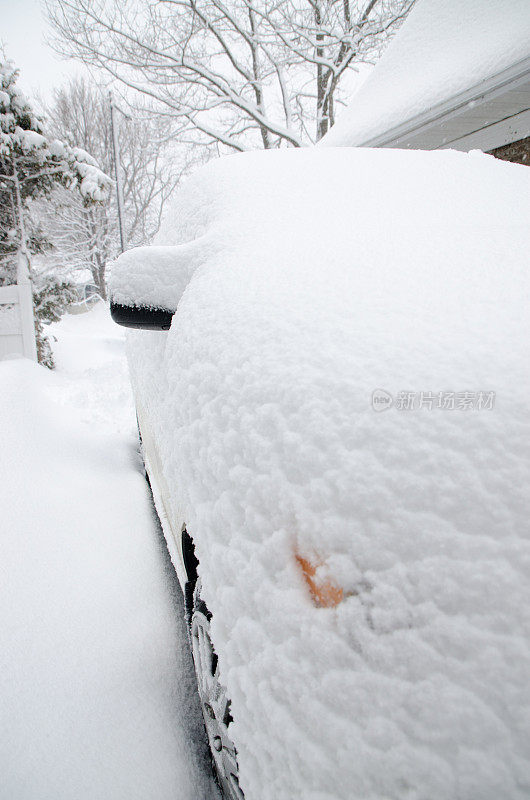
[0,283,37,362]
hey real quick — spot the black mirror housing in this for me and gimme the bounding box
[110,302,174,331]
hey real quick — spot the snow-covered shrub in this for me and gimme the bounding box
[32,274,77,368]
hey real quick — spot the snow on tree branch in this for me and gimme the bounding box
[0,70,112,206]
[46,0,414,150]
[0,59,112,366]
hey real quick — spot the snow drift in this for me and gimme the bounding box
[0,306,217,800]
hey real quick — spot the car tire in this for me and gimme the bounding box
[190,579,244,800]
[135,413,149,483]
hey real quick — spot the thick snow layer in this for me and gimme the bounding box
[321,0,530,147]
[122,147,530,800]
[110,245,208,311]
[0,304,218,800]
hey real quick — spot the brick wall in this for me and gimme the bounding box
[489,137,530,166]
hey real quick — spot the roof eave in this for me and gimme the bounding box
[357,55,530,151]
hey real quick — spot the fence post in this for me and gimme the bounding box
[17,282,38,361]
[16,252,37,362]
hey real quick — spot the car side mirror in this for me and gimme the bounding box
[108,245,190,331]
[110,301,174,330]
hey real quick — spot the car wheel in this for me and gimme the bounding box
[135,413,149,483]
[190,579,244,800]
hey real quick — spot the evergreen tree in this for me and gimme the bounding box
[0,60,111,365]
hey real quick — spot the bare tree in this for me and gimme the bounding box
[40,77,189,297]
[46,0,413,151]
[30,186,109,296]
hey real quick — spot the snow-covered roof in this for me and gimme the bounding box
[321,0,530,151]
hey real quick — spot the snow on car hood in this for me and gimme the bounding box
[124,148,530,800]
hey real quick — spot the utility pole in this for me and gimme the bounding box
[109,91,127,254]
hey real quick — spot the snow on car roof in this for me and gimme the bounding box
[121,147,530,799]
[320,0,530,148]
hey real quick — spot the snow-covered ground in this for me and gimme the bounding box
[0,303,219,800]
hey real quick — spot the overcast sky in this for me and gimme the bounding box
[1,0,373,122]
[1,0,82,103]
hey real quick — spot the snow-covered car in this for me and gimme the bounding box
[109,148,530,800]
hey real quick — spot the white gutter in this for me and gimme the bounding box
[357,55,530,149]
